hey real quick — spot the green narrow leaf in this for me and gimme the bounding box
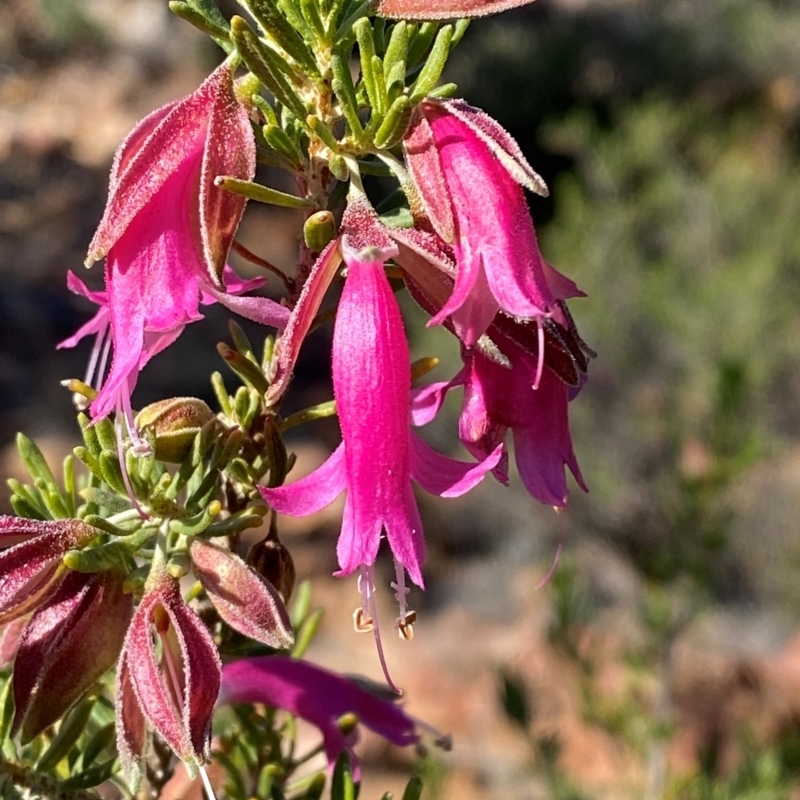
[373,95,412,148]
[231,16,308,120]
[16,434,59,492]
[401,776,423,800]
[330,751,356,800]
[169,1,232,49]
[354,19,383,116]
[244,0,320,77]
[76,723,115,772]
[292,608,324,658]
[59,757,117,791]
[217,176,315,208]
[406,22,438,69]
[409,24,453,103]
[383,21,408,86]
[331,53,365,141]
[36,697,96,773]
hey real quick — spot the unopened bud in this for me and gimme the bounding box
[303,210,336,253]
[135,398,216,463]
[247,536,296,602]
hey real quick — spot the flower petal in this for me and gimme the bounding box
[410,434,502,498]
[260,443,347,517]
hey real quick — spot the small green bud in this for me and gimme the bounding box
[303,210,337,252]
[136,398,216,463]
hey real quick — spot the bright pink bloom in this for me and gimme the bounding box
[404,99,583,348]
[413,339,587,508]
[70,61,288,449]
[260,199,500,688]
[219,656,421,774]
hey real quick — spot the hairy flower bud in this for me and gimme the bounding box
[136,397,216,462]
[190,538,294,648]
[117,572,220,780]
[12,569,133,742]
[247,534,296,603]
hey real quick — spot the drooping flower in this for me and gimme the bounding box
[116,571,221,784]
[219,656,422,774]
[389,226,590,507]
[260,198,501,689]
[71,61,288,451]
[414,341,587,508]
[403,99,583,350]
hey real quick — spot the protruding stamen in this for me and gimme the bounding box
[536,506,566,590]
[532,315,545,391]
[397,610,417,640]
[114,396,149,520]
[391,561,416,639]
[357,565,402,695]
[119,378,153,458]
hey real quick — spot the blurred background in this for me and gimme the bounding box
[4,0,800,797]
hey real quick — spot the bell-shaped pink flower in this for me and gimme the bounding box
[404,99,583,348]
[72,61,289,449]
[116,571,221,782]
[260,198,500,689]
[0,516,98,625]
[413,338,587,508]
[219,656,422,775]
[378,0,536,20]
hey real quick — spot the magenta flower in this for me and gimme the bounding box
[69,61,288,451]
[116,571,221,783]
[404,99,583,349]
[261,198,500,688]
[219,656,421,774]
[413,336,587,508]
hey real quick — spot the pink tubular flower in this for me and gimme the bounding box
[116,571,221,784]
[219,656,422,774]
[403,99,583,350]
[70,61,288,451]
[415,342,586,508]
[260,198,501,689]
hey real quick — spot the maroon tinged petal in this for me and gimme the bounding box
[377,0,538,20]
[120,572,220,766]
[0,517,98,625]
[116,650,149,788]
[189,538,294,649]
[86,62,251,278]
[12,570,133,742]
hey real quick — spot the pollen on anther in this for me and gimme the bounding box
[396,609,417,640]
[353,607,374,632]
